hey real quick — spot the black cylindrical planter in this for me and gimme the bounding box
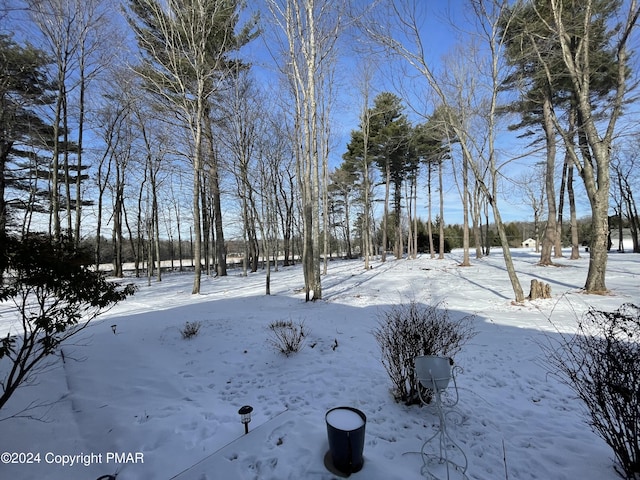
[325,406,366,475]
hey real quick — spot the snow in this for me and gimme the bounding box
[326,408,365,431]
[0,249,638,480]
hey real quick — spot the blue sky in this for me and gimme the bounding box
[3,0,615,235]
[243,0,597,227]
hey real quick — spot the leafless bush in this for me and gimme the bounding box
[268,319,307,356]
[544,303,640,479]
[374,301,476,405]
[181,321,201,339]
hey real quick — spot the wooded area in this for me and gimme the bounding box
[1,0,639,301]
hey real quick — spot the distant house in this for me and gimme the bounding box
[521,237,537,249]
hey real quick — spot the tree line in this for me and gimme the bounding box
[1,0,639,302]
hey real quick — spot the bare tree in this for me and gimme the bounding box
[221,70,262,275]
[126,0,256,293]
[363,0,526,301]
[130,99,168,283]
[26,0,113,245]
[612,145,640,253]
[358,65,377,269]
[110,119,134,278]
[93,73,132,270]
[517,163,547,253]
[256,138,283,294]
[27,0,79,241]
[71,0,115,246]
[532,0,640,292]
[277,122,299,267]
[167,167,189,272]
[265,0,344,301]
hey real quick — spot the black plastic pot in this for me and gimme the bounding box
[325,406,366,475]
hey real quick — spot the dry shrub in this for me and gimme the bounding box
[374,300,476,405]
[545,303,640,479]
[181,320,201,339]
[268,319,307,356]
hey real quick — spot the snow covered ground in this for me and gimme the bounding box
[0,249,638,480]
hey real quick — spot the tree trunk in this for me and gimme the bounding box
[460,150,471,267]
[152,173,161,282]
[381,161,390,262]
[584,169,610,293]
[51,80,63,241]
[472,182,483,259]
[412,179,418,258]
[568,163,580,259]
[528,279,551,300]
[438,159,445,259]
[494,206,525,303]
[203,112,227,277]
[557,158,567,254]
[210,155,227,277]
[0,141,9,277]
[200,177,210,275]
[394,179,403,259]
[191,117,203,294]
[362,131,372,268]
[540,95,558,266]
[427,164,435,258]
[75,55,86,248]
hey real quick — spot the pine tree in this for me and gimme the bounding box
[367,92,412,260]
[126,0,257,292]
[499,0,637,292]
[0,35,55,246]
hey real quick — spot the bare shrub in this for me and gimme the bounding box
[181,321,201,339]
[268,319,307,356]
[544,303,640,479]
[373,300,476,405]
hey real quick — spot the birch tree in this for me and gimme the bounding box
[265,0,343,301]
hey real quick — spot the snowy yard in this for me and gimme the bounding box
[0,249,638,480]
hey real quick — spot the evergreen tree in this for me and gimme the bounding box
[126,0,257,292]
[327,165,358,258]
[413,117,450,258]
[342,128,375,260]
[368,92,412,260]
[499,0,621,266]
[0,35,55,245]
